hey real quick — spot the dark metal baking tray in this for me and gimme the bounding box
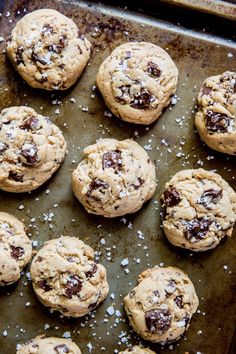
[0,1,235,353]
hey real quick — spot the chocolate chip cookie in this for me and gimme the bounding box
[162,169,236,251]
[124,266,199,343]
[96,42,178,124]
[72,138,156,217]
[0,212,32,286]
[30,236,109,317]
[0,106,66,192]
[6,9,91,90]
[16,335,81,354]
[195,71,236,155]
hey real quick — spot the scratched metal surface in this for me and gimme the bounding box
[0,1,235,353]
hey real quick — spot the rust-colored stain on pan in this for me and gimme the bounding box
[0,1,235,353]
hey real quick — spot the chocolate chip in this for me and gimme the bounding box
[35,256,43,262]
[48,35,67,54]
[20,143,38,165]
[116,85,131,103]
[42,24,54,36]
[54,344,69,353]
[234,81,236,94]
[206,109,231,133]
[10,246,24,260]
[198,189,223,208]
[174,295,183,308]
[201,83,212,96]
[131,90,156,109]
[20,116,39,131]
[86,179,109,199]
[8,172,24,182]
[16,46,24,65]
[132,177,145,190]
[145,309,171,333]
[85,263,98,278]
[129,290,135,299]
[165,280,176,294]
[184,217,213,242]
[102,150,122,170]
[147,62,161,77]
[31,51,48,65]
[65,275,82,299]
[0,142,8,155]
[163,186,181,207]
[38,280,51,292]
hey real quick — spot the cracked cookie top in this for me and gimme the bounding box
[0,212,32,286]
[72,138,156,217]
[195,71,236,155]
[30,236,109,318]
[6,9,91,90]
[162,168,236,251]
[96,42,178,124]
[0,106,66,192]
[124,266,199,343]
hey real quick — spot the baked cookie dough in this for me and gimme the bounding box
[30,236,109,317]
[124,266,199,343]
[119,346,156,354]
[16,335,81,354]
[0,106,66,193]
[72,138,156,217]
[0,212,32,286]
[195,71,236,155]
[6,9,91,90]
[162,169,236,251]
[96,42,178,124]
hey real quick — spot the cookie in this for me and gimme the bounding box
[6,9,91,90]
[0,106,66,193]
[72,138,156,217]
[124,266,199,343]
[119,346,156,354]
[30,236,109,317]
[96,42,178,124]
[16,335,81,354]
[0,212,32,286]
[162,169,236,251]
[195,71,236,155]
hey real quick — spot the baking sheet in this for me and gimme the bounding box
[0,1,236,353]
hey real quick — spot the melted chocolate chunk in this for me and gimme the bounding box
[35,256,43,262]
[48,35,67,54]
[102,150,122,170]
[184,217,213,242]
[16,46,24,65]
[38,280,51,292]
[234,81,236,94]
[163,186,181,207]
[174,295,183,308]
[201,83,212,96]
[198,189,223,208]
[86,179,109,199]
[206,109,231,133]
[129,290,135,299]
[31,51,48,65]
[132,177,145,190]
[147,62,161,77]
[10,246,24,260]
[8,172,24,182]
[42,24,54,36]
[20,116,39,131]
[21,144,38,165]
[85,263,98,278]
[131,90,156,109]
[145,309,171,333]
[54,344,69,353]
[65,275,82,299]
[116,85,131,103]
[0,142,8,155]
